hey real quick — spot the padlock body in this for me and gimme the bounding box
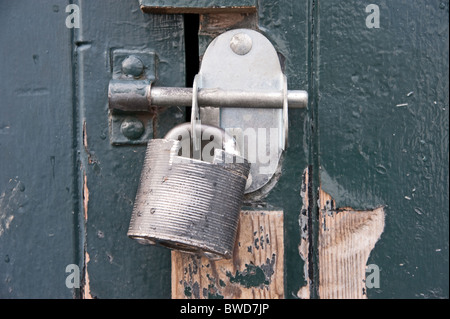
[128,138,250,259]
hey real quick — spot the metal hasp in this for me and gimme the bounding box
[121,29,308,259]
[108,29,308,194]
[193,29,308,194]
[108,49,157,145]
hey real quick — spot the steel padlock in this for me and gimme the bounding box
[127,122,250,259]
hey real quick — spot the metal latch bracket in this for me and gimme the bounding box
[107,29,308,194]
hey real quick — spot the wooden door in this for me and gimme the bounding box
[1,0,448,299]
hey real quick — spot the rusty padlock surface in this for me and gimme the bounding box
[127,123,250,259]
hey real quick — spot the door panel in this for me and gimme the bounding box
[76,1,186,298]
[0,0,187,299]
[0,0,75,298]
[317,0,449,298]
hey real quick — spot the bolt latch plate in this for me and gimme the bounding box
[107,30,308,194]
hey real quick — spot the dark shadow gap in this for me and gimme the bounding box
[183,14,200,122]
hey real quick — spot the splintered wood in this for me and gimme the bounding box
[172,211,284,299]
[298,168,385,299]
[318,190,385,299]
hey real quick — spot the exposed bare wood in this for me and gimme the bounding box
[297,167,385,299]
[297,168,311,299]
[82,252,93,299]
[318,190,385,299]
[199,13,257,34]
[172,211,284,299]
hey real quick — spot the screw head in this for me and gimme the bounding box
[120,117,144,140]
[230,33,253,55]
[121,55,144,77]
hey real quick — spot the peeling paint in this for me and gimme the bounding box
[297,168,310,299]
[83,172,89,222]
[297,167,386,299]
[184,285,192,297]
[191,281,200,299]
[202,284,224,299]
[0,213,14,237]
[200,270,225,299]
[226,254,276,289]
[83,252,93,299]
[227,263,269,288]
[172,211,284,299]
[0,179,28,237]
[82,121,98,165]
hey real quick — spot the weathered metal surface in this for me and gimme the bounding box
[127,86,307,109]
[197,28,290,194]
[139,0,257,14]
[128,131,250,259]
[109,115,154,145]
[108,49,157,145]
[108,49,156,114]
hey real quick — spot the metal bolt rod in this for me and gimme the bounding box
[150,87,308,109]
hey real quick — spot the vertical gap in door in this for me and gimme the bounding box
[307,0,321,299]
[183,14,200,123]
[69,0,83,299]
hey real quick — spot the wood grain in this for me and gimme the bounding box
[298,168,385,299]
[317,190,385,299]
[172,210,284,299]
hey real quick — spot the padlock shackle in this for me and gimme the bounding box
[164,122,241,160]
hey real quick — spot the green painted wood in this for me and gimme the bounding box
[76,1,186,298]
[0,0,77,298]
[316,0,448,298]
[0,0,186,299]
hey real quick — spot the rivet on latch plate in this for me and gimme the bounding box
[120,117,145,140]
[121,55,145,78]
[230,33,253,55]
